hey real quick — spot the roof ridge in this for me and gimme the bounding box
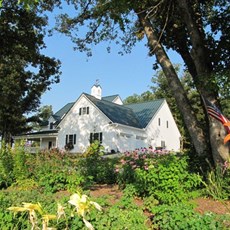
[84,93,129,109]
[125,98,164,106]
[102,94,119,98]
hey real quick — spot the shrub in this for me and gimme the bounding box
[89,195,149,230]
[79,141,118,185]
[134,154,202,204]
[25,149,83,193]
[12,143,30,180]
[115,150,147,188]
[151,203,229,229]
[116,151,202,204]
[0,144,14,188]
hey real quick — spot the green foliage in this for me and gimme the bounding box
[79,141,118,184]
[142,195,159,211]
[115,150,147,189]
[0,1,61,142]
[134,154,202,204]
[116,150,202,204]
[12,143,30,180]
[151,203,229,230]
[25,149,84,193]
[10,179,38,191]
[30,105,53,131]
[0,145,14,188]
[89,196,149,230]
[0,189,57,229]
[84,140,105,158]
[0,146,229,229]
[201,164,230,200]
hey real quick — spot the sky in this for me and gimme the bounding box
[40,9,183,113]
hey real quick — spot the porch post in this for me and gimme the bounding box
[55,136,58,148]
[40,137,42,149]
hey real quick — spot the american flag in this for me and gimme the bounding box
[203,97,230,134]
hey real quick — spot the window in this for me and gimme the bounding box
[136,135,146,140]
[158,118,161,126]
[65,134,76,145]
[49,122,53,129]
[161,141,166,148]
[166,121,169,128]
[79,107,89,115]
[120,133,132,138]
[90,132,103,144]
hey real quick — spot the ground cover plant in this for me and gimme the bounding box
[0,143,229,229]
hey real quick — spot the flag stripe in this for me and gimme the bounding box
[203,97,230,134]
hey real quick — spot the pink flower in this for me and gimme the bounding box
[120,159,126,164]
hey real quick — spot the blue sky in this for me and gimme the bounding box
[40,11,183,113]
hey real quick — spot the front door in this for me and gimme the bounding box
[48,141,52,149]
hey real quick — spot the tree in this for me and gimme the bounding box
[123,91,156,104]
[29,105,53,131]
[48,0,229,164]
[0,1,61,143]
[124,67,203,150]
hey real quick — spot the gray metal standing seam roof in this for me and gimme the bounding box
[124,99,165,128]
[85,94,142,128]
[51,94,165,129]
[102,95,120,102]
[52,102,74,123]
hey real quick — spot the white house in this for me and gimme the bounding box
[15,84,181,153]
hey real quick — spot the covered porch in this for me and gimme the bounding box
[14,130,58,153]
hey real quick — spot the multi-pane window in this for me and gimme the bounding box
[65,134,76,145]
[79,107,89,115]
[90,132,103,144]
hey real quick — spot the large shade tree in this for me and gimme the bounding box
[53,0,229,164]
[32,0,229,164]
[0,1,61,143]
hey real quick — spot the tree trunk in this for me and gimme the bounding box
[2,131,12,146]
[177,0,229,164]
[136,10,210,157]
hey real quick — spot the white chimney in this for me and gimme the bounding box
[91,80,102,99]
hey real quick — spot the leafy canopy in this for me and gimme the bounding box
[0,1,61,141]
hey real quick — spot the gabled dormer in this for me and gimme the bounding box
[102,95,123,105]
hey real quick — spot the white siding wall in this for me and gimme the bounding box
[112,125,147,152]
[57,95,149,153]
[113,96,123,105]
[146,101,181,151]
[57,96,181,153]
[58,95,117,153]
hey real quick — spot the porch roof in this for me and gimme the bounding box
[14,130,58,139]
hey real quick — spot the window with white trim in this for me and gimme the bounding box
[79,107,89,115]
[90,132,103,144]
[161,141,166,148]
[65,134,76,145]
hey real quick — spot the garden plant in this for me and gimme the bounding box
[0,142,229,229]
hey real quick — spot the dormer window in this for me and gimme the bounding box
[49,122,53,129]
[79,107,89,115]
